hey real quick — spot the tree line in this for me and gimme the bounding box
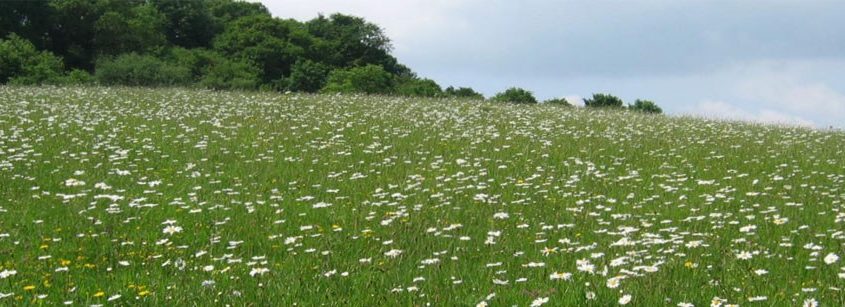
[0,0,661,113]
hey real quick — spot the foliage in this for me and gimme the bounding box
[150,0,218,49]
[491,87,538,104]
[199,58,262,90]
[0,34,64,84]
[584,93,624,108]
[306,14,404,74]
[321,64,395,94]
[629,99,663,114]
[544,97,572,106]
[283,60,331,93]
[395,78,443,97]
[95,53,191,86]
[93,4,168,55]
[0,0,417,92]
[213,15,310,83]
[444,86,485,100]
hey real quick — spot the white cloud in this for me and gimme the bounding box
[685,100,816,128]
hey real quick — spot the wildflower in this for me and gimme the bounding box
[0,269,16,279]
[824,253,839,265]
[802,298,818,307]
[162,225,183,235]
[606,276,624,289]
[249,267,269,277]
[736,251,753,260]
[618,294,632,305]
[530,297,549,306]
[384,249,403,258]
[549,272,571,280]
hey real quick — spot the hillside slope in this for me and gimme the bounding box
[0,86,843,305]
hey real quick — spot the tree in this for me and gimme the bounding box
[395,78,442,97]
[95,53,191,86]
[94,4,167,55]
[0,34,64,84]
[544,97,571,106]
[321,64,394,94]
[199,57,261,90]
[208,0,270,25]
[213,15,311,83]
[629,99,663,114]
[584,93,624,108]
[47,0,108,70]
[284,60,331,92]
[306,14,405,74]
[491,87,538,104]
[151,0,218,48]
[0,1,53,49]
[444,86,484,100]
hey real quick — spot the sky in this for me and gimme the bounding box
[260,0,845,129]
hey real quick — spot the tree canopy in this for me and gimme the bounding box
[0,0,662,113]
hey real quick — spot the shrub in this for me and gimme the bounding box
[285,60,330,92]
[321,64,394,94]
[395,78,442,97]
[444,86,484,100]
[0,34,64,84]
[544,97,571,106]
[491,87,537,104]
[629,99,663,114]
[95,53,191,86]
[199,58,261,90]
[584,93,624,108]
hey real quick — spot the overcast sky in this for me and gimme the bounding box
[260,0,845,128]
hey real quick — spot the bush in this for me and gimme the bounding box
[0,34,64,84]
[544,97,571,106]
[584,93,624,108]
[321,64,394,94]
[491,87,537,104]
[285,60,330,92]
[395,78,442,97]
[95,53,191,86]
[444,86,484,100]
[629,99,663,114]
[199,58,261,90]
[50,69,96,85]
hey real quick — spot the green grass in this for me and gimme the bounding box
[0,86,843,306]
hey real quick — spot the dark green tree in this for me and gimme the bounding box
[0,1,54,49]
[213,15,311,83]
[199,58,261,90]
[284,60,331,92]
[47,0,109,70]
[95,53,191,86]
[94,4,167,55]
[444,86,484,100]
[544,97,571,106]
[208,0,271,25]
[321,64,394,94]
[306,14,406,74]
[395,78,442,97]
[151,0,218,48]
[491,87,538,104]
[584,93,624,108]
[0,34,64,84]
[629,99,663,114]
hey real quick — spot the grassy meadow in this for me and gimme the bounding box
[0,86,843,306]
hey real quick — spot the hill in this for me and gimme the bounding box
[0,86,843,305]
